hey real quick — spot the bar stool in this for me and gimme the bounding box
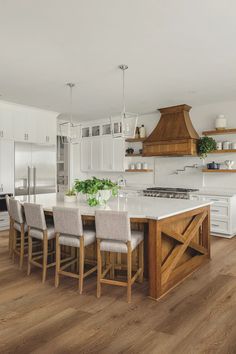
[9,198,28,269]
[95,210,144,303]
[24,203,56,283]
[53,207,97,294]
[5,195,14,257]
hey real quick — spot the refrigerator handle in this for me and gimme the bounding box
[33,167,36,195]
[27,166,31,196]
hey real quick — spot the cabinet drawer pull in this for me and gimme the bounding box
[212,224,219,227]
[211,209,219,212]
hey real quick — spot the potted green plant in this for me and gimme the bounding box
[126,147,134,155]
[74,177,119,206]
[197,136,217,159]
[64,188,77,203]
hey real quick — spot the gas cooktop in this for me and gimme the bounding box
[143,187,199,199]
[145,187,199,192]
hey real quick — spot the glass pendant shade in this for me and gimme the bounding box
[122,112,138,138]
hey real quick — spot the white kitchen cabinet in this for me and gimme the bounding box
[81,136,125,172]
[113,137,125,171]
[36,113,57,144]
[0,140,14,193]
[81,139,92,171]
[189,193,236,238]
[102,137,113,171]
[0,105,13,140]
[13,108,36,142]
[91,139,102,171]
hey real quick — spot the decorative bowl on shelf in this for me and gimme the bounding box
[207,162,220,170]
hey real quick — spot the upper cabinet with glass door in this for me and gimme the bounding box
[110,116,122,137]
[81,119,123,139]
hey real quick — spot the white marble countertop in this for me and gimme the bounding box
[15,193,211,221]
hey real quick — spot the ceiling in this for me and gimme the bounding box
[1,0,236,121]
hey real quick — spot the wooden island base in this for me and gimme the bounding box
[148,205,210,300]
[76,205,211,301]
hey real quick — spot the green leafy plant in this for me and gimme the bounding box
[65,188,76,196]
[74,177,119,206]
[197,136,217,159]
[126,147,134,155]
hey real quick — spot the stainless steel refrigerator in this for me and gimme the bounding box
[15,142,56,196]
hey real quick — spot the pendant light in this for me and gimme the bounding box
[59,83,80,144]
[111,64,138,138]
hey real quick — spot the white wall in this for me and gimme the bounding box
[73,100,236,189]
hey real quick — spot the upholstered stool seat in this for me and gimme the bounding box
[14,222,28,233]
[53,207,97,294]
[59,230,96,248]
[100,231,143,253]
[29,225,55,240]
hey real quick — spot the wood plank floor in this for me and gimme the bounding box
[1,231,236,354]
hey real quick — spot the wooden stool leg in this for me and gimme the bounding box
[27,229,32,276]
[55,234,60,288]
[76,247,79,273]
[19,224,25,270]
[71,246,76,272]
[42,231,48,283]
[78,236,84,294]
[8,218,13,257]
[97,239,102,298]
[110,252,115,279]
[127,242,132,303]
[138,241,144,283]
[12,228,16,263]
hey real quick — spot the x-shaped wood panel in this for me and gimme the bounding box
[161,211,207,285]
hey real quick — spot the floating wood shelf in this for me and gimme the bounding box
[202,169,236,173]
[125,153,142,157]
[125,138,146,142]
[209,149,236,154]
[202,128,236,136]
[125,169,153,172]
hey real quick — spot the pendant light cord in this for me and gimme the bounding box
[122,68,126,117]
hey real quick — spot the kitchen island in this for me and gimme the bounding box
[16,194,211,300]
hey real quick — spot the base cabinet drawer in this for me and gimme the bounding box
[211,219,229,234]
[203,196,229,204]
[211,204,229,218]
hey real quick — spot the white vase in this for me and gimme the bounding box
[64,195,77,203]
[215,115,227,130]
[97,190,112,205]
[225,160,234,169]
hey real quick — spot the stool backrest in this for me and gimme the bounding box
[9,199,24,224]
[95,210,131,242]
[24,203,47,230]
[53,207,83,236]
[5,195,10,215]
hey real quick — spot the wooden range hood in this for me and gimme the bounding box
[142,104,199,156]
